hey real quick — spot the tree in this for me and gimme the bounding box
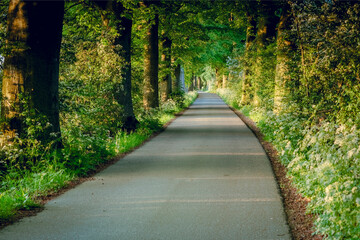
[160,33,172,101]
[1,0,64,143]
[274,2,294,113]
[143,1,159,110]
[240,9,257,105]
[94,0,138,130]
[173,63,185,93]
[252,0,278,107]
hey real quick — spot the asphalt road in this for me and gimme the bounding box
[0,92,291,240]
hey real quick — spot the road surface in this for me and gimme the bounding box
[0,92,291,240]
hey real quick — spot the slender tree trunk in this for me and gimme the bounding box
[174,63,182,92]
[143,10,159,109]
[188,74,194,91]
[241,13,257,105]
[160,35,172,102]
[198,77,202,90]
[215,69,221,89]
[179,65,185,92]
[95,0,138,130]
[274,4,294,113]
[1,0,64,144]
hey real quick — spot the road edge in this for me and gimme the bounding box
[229,106,323,240]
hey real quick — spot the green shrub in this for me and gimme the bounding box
[259,113,360,239]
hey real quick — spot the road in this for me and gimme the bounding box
[0,92,291,240]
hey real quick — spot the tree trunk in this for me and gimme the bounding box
[222,74,228,88]
[253,0,278,107]
[198,76,202,90]
[1,0,64,143]
[143,10,159,109]
[274,4,294,113]
[240,13,257,105]
[174,63,182,93]
[215,69,222,89]
[188,74,194,91]
[160,35,172,102]
[95,0,138,131]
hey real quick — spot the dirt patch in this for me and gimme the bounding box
[230,107,323,240]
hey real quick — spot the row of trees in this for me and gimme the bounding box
[216,0,360,126]
[3,0,359,148]
[1,0,237,145]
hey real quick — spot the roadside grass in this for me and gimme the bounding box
[0,91,198,223]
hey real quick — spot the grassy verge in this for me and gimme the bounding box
[0,91,198,224]
[217,88,359,240]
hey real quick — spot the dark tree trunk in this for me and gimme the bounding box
[215,69,222,89]
[143,10,159,109]
[160,35,172,102]
[188,74,194,91]
[95,0,138,131]
[1,0,64,143]
[174,63,181,92]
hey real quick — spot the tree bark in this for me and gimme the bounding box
[1,0,64,143]
[274,3,294,113]
[160,35,172,102]
[95,0,138,131]
[143,9,159,109]
[240,12,257,105]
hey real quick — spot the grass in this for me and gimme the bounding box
[0,91,198,223]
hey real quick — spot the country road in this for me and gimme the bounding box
[0,92,291,240]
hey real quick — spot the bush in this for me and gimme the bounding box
[259,113,360,239]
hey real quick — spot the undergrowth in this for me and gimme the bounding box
[0,91,197,222]
[217,88,359,239]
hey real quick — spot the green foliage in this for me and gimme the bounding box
[0,1,8,56]
[288,1,360,124]
[0,97,61,172]
[216,88,240,109]
[260,112,360,239]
